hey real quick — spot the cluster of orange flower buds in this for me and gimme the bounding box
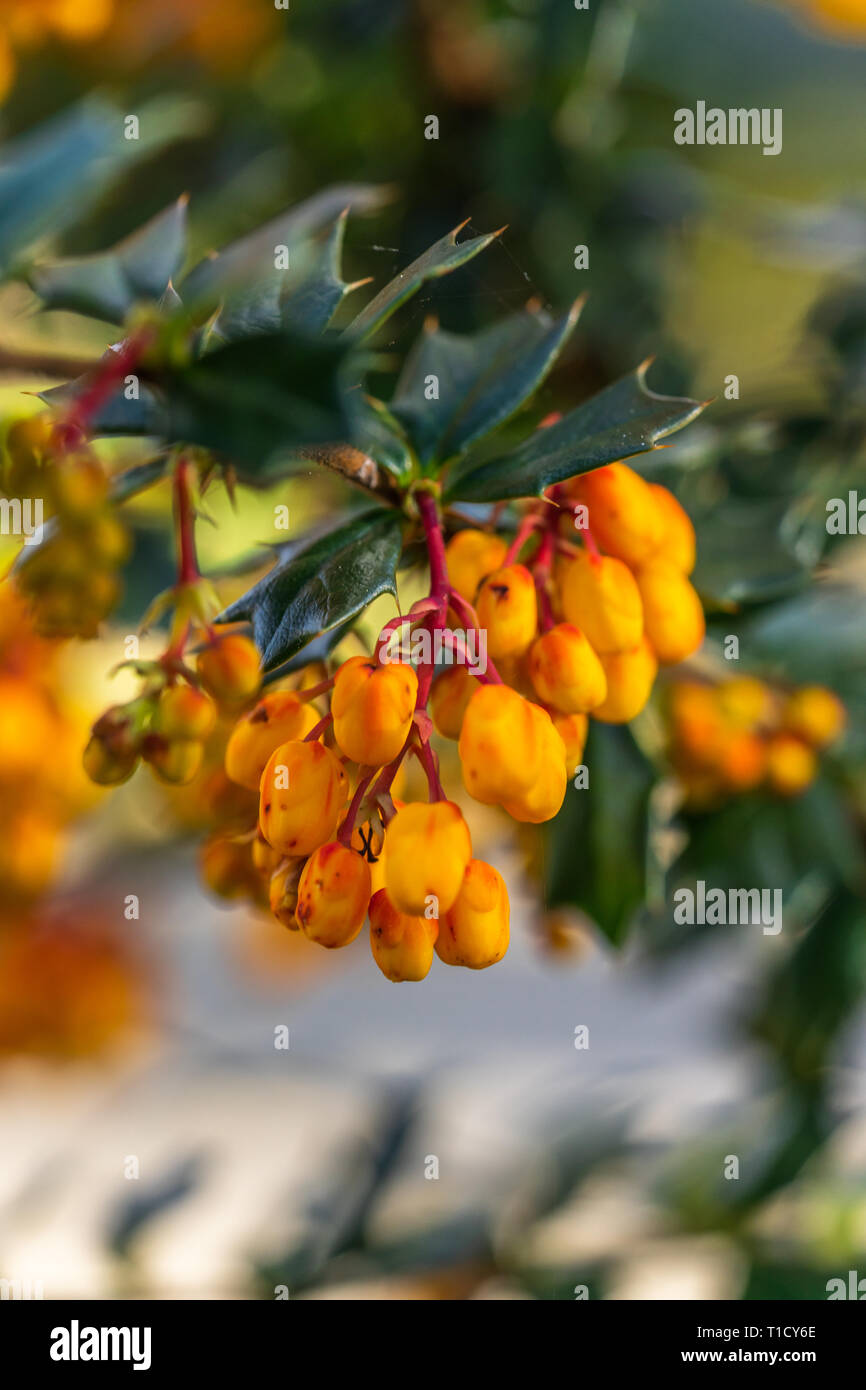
[666,675,846,806]
[3,413,130,637]
[195,469,703,981]
[83,631,260,788]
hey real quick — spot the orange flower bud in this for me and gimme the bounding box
[332,655,418,766]
[570,463,664,567]
[269,858,304,929]
[384,800,472,916]
[648,483,696,574]
[458,683,542,804]
[430,665,476,739]
[501,702,567,823]
[716,677,775,731]
[781,686,846,750]
[369,889,436,982]
[200,834,259,902]
[225,690,320,789]
[668,681,726,768]
[83,736,138,786]
[634,560,705,666]
[296,841,372,949]
[765,734,817,797]
[154,684,217,741]
[474,564,538,658]
[445,528,508,602]
[717,731,768,792]
[251,831,283,876]
[528,622,607,714]
[146,738,204,784]
[259,739,348,856]
[593,637,658,723]
[551,711,588,776]
[436,859,509,969]
[560,550,643,654]
[196,634,261,707]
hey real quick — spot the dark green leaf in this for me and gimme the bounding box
[217,508,404,670]
[348,221,503,342]
[182,183,388,314]
[445,362,705,503]
[280,211,369,335]
[161,331,350,477]
[109,456,170,503]
[39,359,167,436]
[693,497,821,608]
[390,298,583,465]
[544,723,657,948]
[28,199,188,323]
[261,620,357,686]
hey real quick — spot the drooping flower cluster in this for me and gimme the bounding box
[666,675,846,806]
[197,466,705,981]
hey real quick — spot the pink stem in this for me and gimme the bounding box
[439,626,502,684]
[412,737,446,802]
[59,329,154,447]
[504,511,541,565]
[304,713,333,742]
[338,770,376,847]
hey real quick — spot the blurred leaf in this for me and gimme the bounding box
[182,183,388,315]
[110,456,170,503]
[348,221,502,342]
[39,357,167,435]
[390,299,583,465]
[694,497,820,608]
[28,199,188,322]
[446,363,705,502]
[346,393,415,482]
[280,211,369,335]
[544,723,657,948]
[161,332,350,476]
[218,507,404,670]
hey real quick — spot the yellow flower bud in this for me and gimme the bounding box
[648,483,696,574]
[765,734,817,797]
[501,702,567,823]
[716,677,775,731]
[196,634,261,707]
[445,528,508,602]
[474,564,538,658]
[634,560,705,666]
[551,711,588,776]
[259,739,348,856]
[369,889,437,982]
[154,683,217,741]
[593,637,658,723]
[268,858,304,929]
[332,655,418,766]
[560,550,643,654]
[146,738,204,784]
[200,834,260,902]
[83,736,138,786]
[527,622,607,713]
[225,690,320,789]
[781,686,846,750]
[296,841,372,948]
[384,799,472,916]
[570,463,664,567]
[717,731,767,792]
[436,859,509,969]
[458,683,542,805]
[430,665,476,739]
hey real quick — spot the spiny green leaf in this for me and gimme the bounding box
[445,361,706,503]
[544,723,657,948]
[28,199,188,323]
[109,456,170,503]
[161,331,350,477]
[182,183,389,315]
[391,297,583,465]
[39,358,167,436]
[280,211,372,336]
[218,509,404,671]
[347,220,504,342]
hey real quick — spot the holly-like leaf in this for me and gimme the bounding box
[161,331,350,477]
[217,508,404,671]
[543,723,657,948]
[39,360,167,436]
[390,298,583,465]
[280,211,371,336]
[182,183,388,316]
[262,619,357,686]
[693,497,821,608]
[28,199,189,323]
[445,362,706,503]
[347,220,503,342]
